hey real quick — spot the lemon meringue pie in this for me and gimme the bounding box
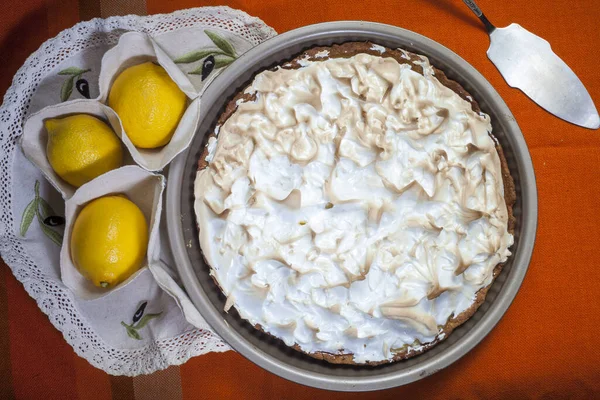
[194,43,515,365]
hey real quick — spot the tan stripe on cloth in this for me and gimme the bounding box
[78,0,147,20]
[77,0,101,21]
[99,0,147,18]
[74,354,112,400]
[77,2,152,398]
[133,366,183,400]
[110,375,136,400]
[0,266,15,400]
[46,0,80,37]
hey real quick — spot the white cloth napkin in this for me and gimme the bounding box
[0,7,276,376]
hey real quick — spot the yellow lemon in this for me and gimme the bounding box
[45,114,123,188]
[108,62,187,149]
[71,195,148,288]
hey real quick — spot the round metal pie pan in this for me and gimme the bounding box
[167,21,537,391]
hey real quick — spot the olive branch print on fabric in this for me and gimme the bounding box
[174,30,238,81]
[121,301,163,340]
[20,180,65,246]
[58,67,91,101]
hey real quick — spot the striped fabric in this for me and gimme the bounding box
[1,0,600,398]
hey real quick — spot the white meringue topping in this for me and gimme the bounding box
[194,51,513,363]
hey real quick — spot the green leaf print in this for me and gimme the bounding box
[134,312,163,329]
[20,180,64,245]
[38,197,57,220]
[121,306,163,340]
[188,55,234,76]
[58,68,90,101]
[58,67,91,76]
[60,75,75,102]
[173,31,237,80]
[20,199,37,236]
[38,218,63,246]
[173,49,225,63]
[121,322,142,340]
[205,30,236,57]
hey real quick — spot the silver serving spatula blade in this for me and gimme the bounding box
[463,0,600,129]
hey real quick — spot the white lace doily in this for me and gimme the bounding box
[0,7,276,376]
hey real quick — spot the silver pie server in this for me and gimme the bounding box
[462,0,600,129]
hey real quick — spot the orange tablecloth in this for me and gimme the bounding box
[1,0,600,398]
